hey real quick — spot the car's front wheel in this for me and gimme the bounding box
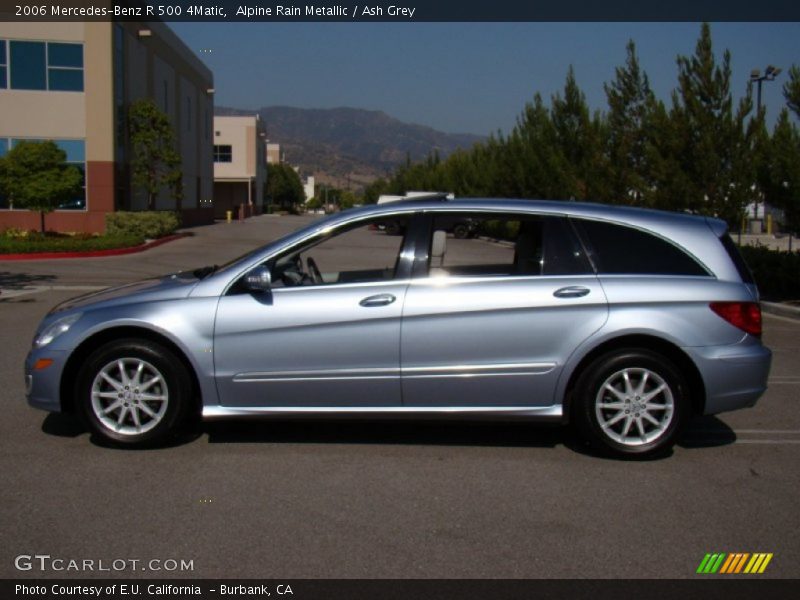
[571,349,689,458]
[76,339,192,447]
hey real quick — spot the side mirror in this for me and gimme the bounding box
[244,266,271,293]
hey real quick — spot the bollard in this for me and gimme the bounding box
[767,214,772,235]
[226,210,232,224]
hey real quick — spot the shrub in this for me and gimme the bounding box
[739,245,800,301]
[0,233,144,254]
[106,211,180,239]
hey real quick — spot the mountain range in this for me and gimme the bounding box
[215,105,485,189]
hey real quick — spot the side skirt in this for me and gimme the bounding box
[202,405,563,421]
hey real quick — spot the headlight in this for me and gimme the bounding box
[34,313,82,349]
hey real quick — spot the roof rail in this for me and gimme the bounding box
[377,192,454,204]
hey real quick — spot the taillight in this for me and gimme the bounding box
[710,302,762,337]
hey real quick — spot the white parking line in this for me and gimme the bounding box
[685,427,800,445]
[735,440,800,444]
[0,285,104,299]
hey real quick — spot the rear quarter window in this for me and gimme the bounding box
[575,219,709,276]
[719,233,755,284]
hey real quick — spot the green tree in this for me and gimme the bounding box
[550,67,607,200]
[0,140,82,232]
[764,110,800,232]
[784,65,800,120]
[668,23,754,224]
[363,178,390,204]
[266,163,304,210]
[128,99,182,211]
[604,41,656,205]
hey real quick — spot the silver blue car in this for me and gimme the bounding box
[25,199,771,457]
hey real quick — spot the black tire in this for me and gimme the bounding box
[384,221,403,236]
[76,339,192,448]
[453,223,469,239]
[570,349,689,458]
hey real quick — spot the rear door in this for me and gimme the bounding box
[400,212,608,407]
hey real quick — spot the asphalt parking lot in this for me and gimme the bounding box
[1,215,799,579]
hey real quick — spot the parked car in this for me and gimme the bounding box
[25,198,771,457]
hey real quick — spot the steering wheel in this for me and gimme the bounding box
[306,256,323,285]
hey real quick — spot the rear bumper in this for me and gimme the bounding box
[685,341,772,415]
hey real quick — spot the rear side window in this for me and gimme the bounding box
[576,219,708,276]
[719,233,755,284]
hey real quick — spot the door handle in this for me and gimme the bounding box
[553,286,590,299]
[359,294,396,307]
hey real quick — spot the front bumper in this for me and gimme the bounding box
[685,340,772,415]
[25,348,68,413]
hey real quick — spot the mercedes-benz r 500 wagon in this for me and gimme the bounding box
[26,199,771,457]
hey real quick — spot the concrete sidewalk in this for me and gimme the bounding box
[0,214,320,288]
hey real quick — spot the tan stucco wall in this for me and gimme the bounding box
[0,22,88,139]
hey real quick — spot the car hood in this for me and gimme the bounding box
[50,272,199,314]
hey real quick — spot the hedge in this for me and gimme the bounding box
[106,211,180,239]
[739,245,800,302]
[0,232,144,254]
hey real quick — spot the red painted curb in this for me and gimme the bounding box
[0,233,190,261]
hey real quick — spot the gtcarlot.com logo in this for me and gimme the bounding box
[14,554,194,572]
[697,552,773,574]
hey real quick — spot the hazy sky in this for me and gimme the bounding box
[169,22,800,136]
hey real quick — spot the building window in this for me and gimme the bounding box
[8,40,83,91]
[0,40,7,88]
[186,96,191,131]
[0,138,86,210]
[47,43,84,91]
[10,41,45,89]
[0,139,7,208]
[214,145,232,163]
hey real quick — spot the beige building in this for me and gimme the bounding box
[0,22,213,233]
[266,142,281,164]
[212,115,267,219]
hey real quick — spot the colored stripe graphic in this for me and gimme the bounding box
[698,553,773,574]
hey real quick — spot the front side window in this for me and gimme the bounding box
[575,219,708,276]
[268,216,411,288]
[9,40,83,91]
[214,145,232,162]
[427,213,591,278]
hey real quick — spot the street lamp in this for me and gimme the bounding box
[750,65,782,112]
[748,65,782,230]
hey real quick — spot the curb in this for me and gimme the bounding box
[0,233,190,261]
[761,301,800,321]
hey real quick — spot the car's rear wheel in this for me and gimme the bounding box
[76,339,192,447]
[571,349,689,458]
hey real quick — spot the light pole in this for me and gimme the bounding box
[750,65,782,113]
[749,65,782,230]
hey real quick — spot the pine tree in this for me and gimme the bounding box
[784,65,800,120]
[604,40,655,205]
[765,110,800,232]
[669,23,754,224]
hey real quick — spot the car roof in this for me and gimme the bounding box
[340,197,722,231]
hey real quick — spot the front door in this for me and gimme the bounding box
[214,215,413,407]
